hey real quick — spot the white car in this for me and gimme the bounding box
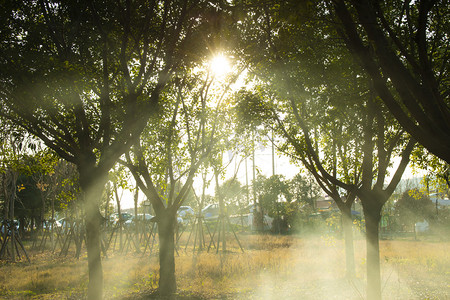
[177,206,195,224]
[178,206,195,218]
[202,203,220,219]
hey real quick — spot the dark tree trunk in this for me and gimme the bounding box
[84,194,103,300]
[157,210,177,296]
[80,167,107,300]
[362,202,382,300]
[40,190,46,230]
[342,205,356,279]
[10,185,15,262]
[134,186,140,251]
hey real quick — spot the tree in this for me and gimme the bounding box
[108,164,132,252]
[1,143,58,235]
[15,151,56,228]
[234,3,416,296]
[286,173,321,232]
[254,175,290,216]
[253,174,290,233]
[0,122,40,261]
[122,60,236,295]
[233,89,279,231]
[395,188,435,231]
[331,0,450,163]
[52,159,80,217]
[233,1,364,274]
[272,87,414,299]
[289,173,321,208]
[23,150,60,232]
[216,177,248,214]
[15,174,41,232]
[0,1,217,298]
[410,145,450,196]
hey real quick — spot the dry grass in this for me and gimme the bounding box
[0,252,88,299]
[0,234,449,299]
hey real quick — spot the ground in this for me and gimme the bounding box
[0,234,448,299]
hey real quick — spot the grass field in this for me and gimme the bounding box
[0,233,449,299]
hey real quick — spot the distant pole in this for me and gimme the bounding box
[252,137,256,205]
[245,158,249,203]
[252,131,260,231]
[271,129,275,176]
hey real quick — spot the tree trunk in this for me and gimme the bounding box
[105,182,111,229]
[10,171,18,262]
[40,189,46,231]
[51,195,55,248]
[134,186,140,251]
[363,203,382,300]
[342,205,356,279]
[10,187,15,263]
[80,169,106,300]
[157,210,177,296]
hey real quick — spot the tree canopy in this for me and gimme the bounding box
[331,0,450,163]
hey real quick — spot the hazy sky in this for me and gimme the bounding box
[119,145,300,209]
[118,142,425,210]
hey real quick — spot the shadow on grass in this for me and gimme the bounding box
[119,289,250,300]
[120,290,211,300]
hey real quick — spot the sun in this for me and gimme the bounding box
[209,54,231,77]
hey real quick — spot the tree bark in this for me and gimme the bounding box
[85,199,103,300]
[158,210,177,296]
[342,205,356,279]
[80,168,106,300]
[363,202,382,300]
[134,186,140,251]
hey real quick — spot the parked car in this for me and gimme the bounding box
[177,206,195,225]
[178,206,195,218]
[202,203,220,219]
[56,217,72,230]
[110,212,133,225]
[122,216,131,227]
[232,204,273,231]
[42,219,62,229]
[135,213,154,222]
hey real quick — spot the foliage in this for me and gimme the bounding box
[330,0,450,163]
[125,62,236,213]
[1,2,228,296]
[233,89,273,135]
[15,174,42,220]
[215,177,248,213]
[11,156,79,221]
[53,160,80,212]
[411,145,450,196]
[394,189,435,228]
[236,4,417,297]
[121,47,243,294]
[0,0,221,190]
[288,173,321,207]
[253,174,289,218]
